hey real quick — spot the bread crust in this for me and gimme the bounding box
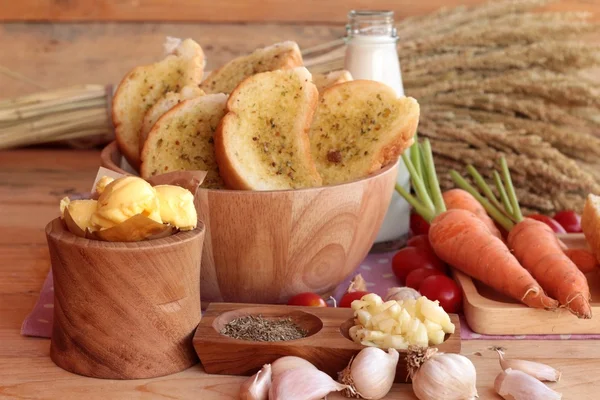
[214,67,321,190]
[582,194,600,264]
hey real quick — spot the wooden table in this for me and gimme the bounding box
[1,148,600,399]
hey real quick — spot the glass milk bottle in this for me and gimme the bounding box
[344,10,411,249]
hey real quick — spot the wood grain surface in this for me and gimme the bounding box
[2,149,600,398]
[0,0,597,23]
[193,303,460,382]
[46,218,204,379]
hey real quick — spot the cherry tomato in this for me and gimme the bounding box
[405,268,445,291]
[410,213,430,236]
[392,247,447,284]
[526,214,567,234]
[287,292,327,307]
[339,291,371,308]
[406,234,434,254]
[553,210,582,233]
[419,275,463,313]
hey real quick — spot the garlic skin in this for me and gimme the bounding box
[271,356,316,377]
[386,287,421,302]
[496,350,561,382]
[340,347,399,399]
[239,364,271,400]
[409,347,478,400]
[495,368,562,400]
[268,367,348,400]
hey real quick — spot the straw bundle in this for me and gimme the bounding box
[305,0,600,214]
[0,85,113,150]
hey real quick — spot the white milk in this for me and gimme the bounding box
[344,10,411,246]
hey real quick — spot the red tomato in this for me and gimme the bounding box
[339,291,371,308]
[405,268,445,291]
[392,247,447,284]
[410,213,430,236]
[419,275,463,313]
[553,210,582,233]
[526,214,567,234]
[406,234,434,254]
[287,292,327,307]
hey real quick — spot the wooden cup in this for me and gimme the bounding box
[45,218,205,379]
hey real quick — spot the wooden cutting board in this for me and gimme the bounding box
[454,233,600,335]
[193,302,461,383]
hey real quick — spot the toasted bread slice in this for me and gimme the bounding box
[140,93,228,189]
[113,38,205,168]
[200,41,303,95]
[582,194,600,263]
[310,80,420,185]
[138,85,205,153]
[214,67,322,190]
[312,70,353,93]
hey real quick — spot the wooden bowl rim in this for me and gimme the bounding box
[101,141,399,194]
[45,217,205,250]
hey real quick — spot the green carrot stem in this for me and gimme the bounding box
[500,157,523,222]
[493,170,514,216]
[395,183,435,223]
[411,135,422,180]
[450,170,515,232]
[418,142,430,197]
[466,165,509,217]
[401,152,435,213]
[422,139,446,214]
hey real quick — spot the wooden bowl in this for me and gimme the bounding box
[45,218,205,379]
[101,141,398,304]
[194,303,461,383]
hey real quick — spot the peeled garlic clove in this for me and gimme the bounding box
[271,356,316,377]
[239,364,271,400]
[496,349,561,382]
[340,347,399,400]
[268,367,348,400]
[386,287,421,302]
[495,368,562,400]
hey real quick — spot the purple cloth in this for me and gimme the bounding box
[22,249,600,340]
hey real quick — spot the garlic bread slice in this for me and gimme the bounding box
[310,80,420,185]
[113,38,205,168]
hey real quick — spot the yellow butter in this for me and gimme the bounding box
[154,185,197,231]
[91,176,162,229]
[62,199,99,232]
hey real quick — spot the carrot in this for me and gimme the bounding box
[508,219,591,319]
[442,188,504,240]
[452,158,592,319]
[429,209,558,309]
[564,248,599,274]
[395,140,558,309]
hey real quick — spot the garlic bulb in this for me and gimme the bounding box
[268,367,348,400]
[495,368,562,400]
[386,287,421,302]
[271,356,316,377]
[339,347,399,399]
[408,346,478,400]
[496,349,561,382]
[239,364,271,400]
